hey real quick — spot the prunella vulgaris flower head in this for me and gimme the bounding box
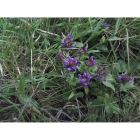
[78,72,92,86]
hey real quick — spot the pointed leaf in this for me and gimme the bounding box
[103,81,115,92]
[68,92,74,100]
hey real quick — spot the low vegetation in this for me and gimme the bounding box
[0,18,140,122]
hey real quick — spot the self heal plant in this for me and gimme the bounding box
[59,32,116,94]
[94,66,108,82]
[85,56,96,67]
[64,56,79,71]
[78,72,92,86]
[118,72,134,83]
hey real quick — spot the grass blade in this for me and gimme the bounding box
[126,28,130,70]
[114,18,122,35]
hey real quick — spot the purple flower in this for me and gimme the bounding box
[118,72,134,82]
[60,34,74,47]
[64,56,79,71]
[130,77,134,82]
[78,72,92,86]
[85,56,96,67]
[95,66,108,82]
[57,50,65,59]
[103,22,110,27]
[78,46,88,54]
[118,75,122,80]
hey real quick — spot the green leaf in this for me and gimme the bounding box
[90,87,104,97]
[45,39,50,47]
[68,92,74,100]
[19,95,38,107]
[89,114,98,122]
[87,50,100,53]
[126,28,130,70]
[120,82,135,91]
[105,105,113,117]
[95,19,104,32]
[105,74,115,82]
[114,18,122,35]
[108,36,125,41]
[108,36,136,41]
[137,64,140,70]
[96,44,108,52]
[92,99,102,105]
[84,86,89,95]
[19,72,25,93]
[104,94,111,104]
[112,105,121,114]
[70,73,74,80]
[103,81,115,92]
[130,59,139,72]
[62,88,71,101]
[74,42,83,47]
[75,92,84,98]
[96,116,106,122]
[66,77,77,86]
[32,106,42,114]
[116,60,128,72]
[74,29,91,39]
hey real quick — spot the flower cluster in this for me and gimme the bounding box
[85,56,96,67]
[64,56,79,71]
[58,31,136,89]
[78,72,92,86]
[95,66,108,82]
[78,46,88,54]
[59,33,135,88]
[118,72,134,82]
[60,34,74,47]
[103,22,110,27]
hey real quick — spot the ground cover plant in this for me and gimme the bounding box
[0,18,140,122]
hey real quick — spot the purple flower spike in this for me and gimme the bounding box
[85,56,96,67]
[103,22,110,27]
[95,65,108,82]
[118,72,134,82]
[78,72,92,86]
[57,50,65,59]
[79,46,88,54]
[60,34,74,49]
[64,56,79,71]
